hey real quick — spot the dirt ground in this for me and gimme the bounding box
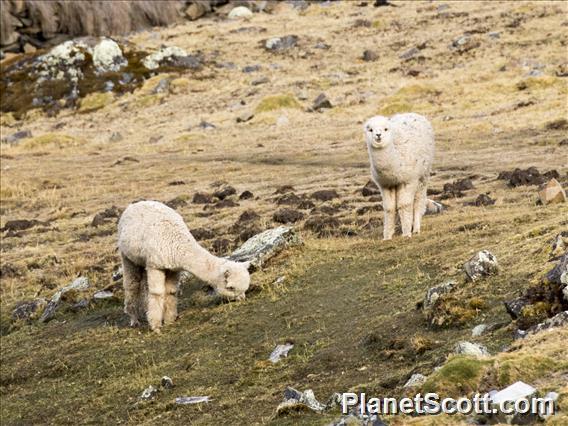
[1,1,567,424]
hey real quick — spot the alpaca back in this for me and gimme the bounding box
[390,113,435,176]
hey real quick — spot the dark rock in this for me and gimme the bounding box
[544,170,560,180]
[311,189,339,202]
[374,0,394,6]
[467,193,496,207]
[239,190,254,200]
[251,76,269,86]
[508,167,546,187]
[236,111,254,123]
[497,170,513,180]
[399,47,420,61]
[304,215,340,236]
[276,192,303,206]
[242,64,261,73]
[444,178,474,192]
[91,205,121,227]
[213,186,237,200]
[274,185,295,194]
[168,180,185,186]
[312,93,333,111]
[362,49,378,62]
[546,253,567,285]
[545,118,568,130]
[12,299,46,321]
[525,311,568,336]
[558,138,568,146]
[361,180,380,196]
[198,121,216,130]
[192,192,213,204]
[166,196,188,209]
[504,297,530,319]
[2,130,32,145]
[273,208,304,224]
[423,281,457,311]
[264,35,298,52]
[1,219,45,232]
[191,228,214,241]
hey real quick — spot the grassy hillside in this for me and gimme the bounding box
[1,1,567,424]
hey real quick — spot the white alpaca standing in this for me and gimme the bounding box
[363,113,435,240]
[117,201,250,332]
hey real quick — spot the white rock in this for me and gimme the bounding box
[425,199,444,215]
[276,115,289,127]
[491,381,536,404]
[403,373,427,388]
[454,341,490,357]
[472,324,488,337]
[269,343,294,363]
[464,250,499,281]
[93,290,114,300]
[143,46,188,70]
[92,38,126,73]
[140,385,158,400]
[175,396,210,404]
[228,6,253,19]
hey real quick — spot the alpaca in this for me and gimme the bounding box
[117,200,251,332]
[363,113,435,240]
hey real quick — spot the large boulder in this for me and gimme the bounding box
[229,226,301,269]
[39,276,90,323]
[538,179,566,205]
[464,250,498,281]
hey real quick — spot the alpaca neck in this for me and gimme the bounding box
[368,142,404,186]
[178,241,225,286]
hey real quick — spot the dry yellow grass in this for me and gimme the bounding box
[1,1,567,424]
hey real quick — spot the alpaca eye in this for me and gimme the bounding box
[384,128,388,131]
[226,285,235,291]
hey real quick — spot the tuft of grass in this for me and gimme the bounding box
[20,133,85,149]
[422,356,492,397]
[378,101,413,116]
[78,92,114,113]
[255,94,301,113]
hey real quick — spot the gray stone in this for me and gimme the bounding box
[403,373,427,388]
[265,35,298,52]
[276,387,326,414]
[399,47,420,61]
[362,49,378,62]
[504,296,530,319]
[242,64,261,73]
[425,199,445,215]
[251,76,269,86]
[140,385,158,400]
[175,396,210,404]
[312,93,332,111]
[269,343,294,363]
[3,130,32,145]
[472,324,488,337]
[454,341,490,357]
[525,311,568,336]
[464,250,498,281]
[236,111,254,123]
[229,226,301,269]
[11,298,47,321]
[39,277,90,323]
[109,132,123,142]
[423,280,456,310]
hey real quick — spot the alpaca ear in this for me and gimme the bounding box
[224,269,230,281]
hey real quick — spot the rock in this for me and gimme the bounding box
[93,290,113,300]
[251,76,269,86]
[399,47,420,61]
[472,324,488,337]
[423,281,456,310]
[213,186,236,200]
[362,49,378,62]
[109,132,123,142]
[228,6,253,20]
[508,167,546,187]
[524,311,568,336]
[538,179,566,205]
[444,178,474,193]
[143,46,200,70]
[175,396,210,404]
[112,267,123,282]
[403,373,426,388]
[273,208,304,224]
[264,35,298,52]
[2,129,32,145]
[35,40,89,84]
[242,64,261,73]
[311,189,339,201]
[269,342,294,363]
[361,180,380,197]
[161,376,174,389]
[454,341,490,357]
[39,277,90,323]
[464,250,498,281]
[1,219,46,232]
[239,190,254,200]
[140,385,158,401]
[312,93,332,111]
[488,31,500,39]
[236,111,254,123]
[92,38,126,73]
[184,2,209,20]
[314,41,330,49]
[11,299,47,321]
[467,193,496,207]
[193,192,213,204]
[91,205,121,227]
[451,34,480,53]
[425,199,445,215]
[556,62,568,77]
[198,121,216,130]
[229,226,301,269]
[276,115,289,127]
[276,387,326,415]
[491,381,536,405]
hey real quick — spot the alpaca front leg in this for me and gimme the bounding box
[146,268,166,333]
[397,182,418,237]
[122,254,143,327]
[381,187,397,240]
[163,271,179,325]
[413,183,427,234]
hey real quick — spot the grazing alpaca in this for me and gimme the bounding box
[117,200,250,332]
[363,113,435,240]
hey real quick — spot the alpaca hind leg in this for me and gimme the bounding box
[413,183,427,234]
[122,254,144,327]
[163,271,179,325]
[146,268,166,333]
[397,182,418,237]
[381,187,397,240]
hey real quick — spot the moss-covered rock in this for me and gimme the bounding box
[78,92,114,113]
[422,356,492,397]
[256,94,301,113]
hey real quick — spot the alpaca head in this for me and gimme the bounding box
[364,116,394,149]
[216,260,251,301]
